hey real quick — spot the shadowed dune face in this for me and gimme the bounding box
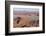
[13,15,39,28]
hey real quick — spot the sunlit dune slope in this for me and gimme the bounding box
[13,15,39,28]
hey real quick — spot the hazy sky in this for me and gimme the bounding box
[13,8,39,13]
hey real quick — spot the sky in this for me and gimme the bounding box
[13,8,39,13]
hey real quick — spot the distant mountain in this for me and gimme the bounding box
[13,11,39,16]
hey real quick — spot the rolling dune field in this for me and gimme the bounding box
[13,13,39,28]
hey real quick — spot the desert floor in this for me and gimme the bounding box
[13,15,39,28]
